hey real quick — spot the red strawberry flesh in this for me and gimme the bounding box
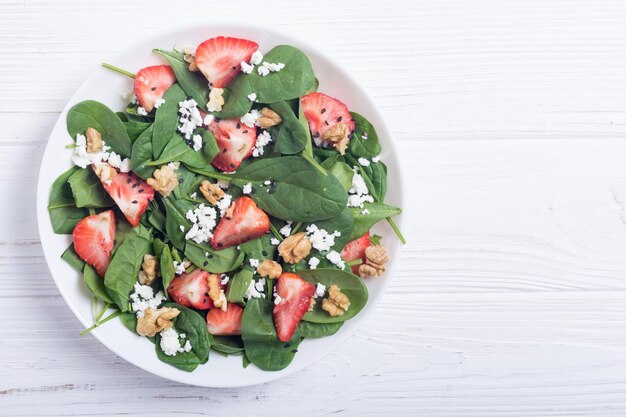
[134,65,176,112]
[209,118,256,172]
[301,92,355,143]
[195,36,258,88]
[210,196,270,250]
[340,232,371,274]
[167,269,212,310]
[206,304,244,336]
[98,168,155,227]
[72,210,116,277]
[273,272,315,342]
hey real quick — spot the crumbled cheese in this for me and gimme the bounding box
[250,51,263,65]
[203,114,215,126]
[347,172,374,208]
[130,283,166,318]
[308,257,320,270]
[240,61,254,74]
[314,283,326,298]
[217,179,230,190]
[242,183,253,194]
[358,157,370,167]
[245,278,265,299]
[240,109,261,127]
[361,134,368,140]
[192,134,203,151]
[177,99,204,140]
[279,221,293,237]
[221,275,230,285]
[270,238,281,246]
[274,293,283,305]
[326,250,346,269]
[371,156,381,163]
[252,130,272,157]
[160,328,193,356]
[168,162,180,170]
[185,204,217,244]
[247,92,257,102]
[190,192,197,200]
[264,180,272,185]
[70,135,131,172]
[173,260,186,275]
[361,209,370,215]
[154,98,165,108]
[306,224,341,251]
[249,258,260,268]
[106,151,131,173]
[257,61,285,76]
[179,333,186,338]
[216,193,233,217]
[137,106,148,116]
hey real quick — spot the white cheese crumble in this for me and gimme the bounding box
[308,257,320,270]
[221,275,230,285]
[217,179,230,190]
[216,193,233,217]
[185,204,218,243]
[249,258,260,268]
[270,238,281,246]
[257,61,285,76]
[358,157,370,166]
[192,134,203,151]
[160,328,193,356]
[179,225,185,232]
[240,109,261,127]
[347,172,374,208]
[190,192,197,200]
[130,283,166,318]
[361,134,368,140]
[173,260,187,275]
[177,98,204,140]
[245,278,266,299]
[203,114,215,126]
[314,283,326,298]
[137,106,148,116]
[250,51,263,65]
[247,92,257,102]
[252,130,272,157]
[306,224,341,251]
[361,209,370,215]
[240,61,254,74]
[279,221,293,237]
[326,250,346,269]
[274,293,283,305]
[242,183,253,194]
[154,98,165,108]
[71,135,131,172]
[263,180,272,185]
[372,156,381,163]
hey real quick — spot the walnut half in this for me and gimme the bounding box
[322,285,350,317]
[207,88,224,112]
[257,259,282,279]
[86,127,103,153]
[138,254,160,285]
[257,107,282,129]
[278,232,312,264]
[208,274,227,312]
[358,245,389,278]
[136,307,180,337]
[147,164,178,197]
[322,123,350,155]
[93,163,117,183]
[199,180,225,205]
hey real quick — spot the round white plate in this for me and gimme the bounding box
[36,24,404,387]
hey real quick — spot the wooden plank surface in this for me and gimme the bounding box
[3,0,626,415]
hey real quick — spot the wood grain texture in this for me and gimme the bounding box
[3,0,626,415]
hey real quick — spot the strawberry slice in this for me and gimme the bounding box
[195,36,258,88]
[134,65,176,112]
[273,272,315,342]
[340,232,371,274]
[167,269,212,310]
[208,118,256,172]
[301,92,355,143]
[210,196,270,250]
[73,210,116,277]
[98,168,155,227]
[206,304,244,336]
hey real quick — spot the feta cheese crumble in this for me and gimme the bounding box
[185,204,218,244]
[252,130,272,157]
[279,221,293,237]
[217,179,230,190]
[130,283,166,318]
[308,257,320,270]
[326,250,346,269]
[154,98,165,108]
[216,193,233,217]
[242,183,253,194]
[245,277,266,299]
[192,134,203,151]
[347,172,374,208]
[274,293,284,305]
[270,238,281,246]
[240,61,254,74]
[190,192,197,200]
[71,135,131,172]
[173,260,187,275]
[240,109,261,127]
[203,114,215,126]
[358,157,371,167]
[247,92,257,102]
[306,224,341,251]
[257,61,285,76]
[361,209,370,215]
[250,51,263,65]
[177,98,204,140]
[221,275,230,285]
[137,106,148,116]
[249,258,260,268]
[372,156,381,163]
[314,283,326,298]
[160,328,193,356]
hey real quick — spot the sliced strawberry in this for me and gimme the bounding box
[206,304,244,335]
[73,210,116,277]
[340,232,371,274]
[208,118,256,172]
[273,272,315,342]
[301,92,356,143]
[134,65,176,112]
[210,196,270,250]
[167,269,212,310]
[97,168,155,227]
[195,36,258,88]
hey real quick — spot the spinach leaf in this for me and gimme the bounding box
[61,243,85,272]
[130,125,155,179]
[299,268,368,323]
[349,202,402,240]
[162,197,193,251]
[226,268,254,304]
[222,156,347,222]
[241,298,301,371]
[218,75,254,118]
[268,101,307,155]
[320,153,340,170]
[240,234,277,261]
[67,168,113,208]
[84,263,114,303]
[149,129,218,170]
[112,218,133,255]
[348,112,381,158]
[172,165,201,200]
[152,84,187,159]
[242,352,251,368]
[211,336,245,355]
[298,321,343,338]
[104,226,152,311]
[66,100,132,157]
[123,118,152,143]
[154,238,175,292]
[48,166,87,234]
[304,206,354,250]
[345,154,387,201]
[185,241,244,273]
[328,161,354,192]
[155,302,211,372]
[153,49,209,110]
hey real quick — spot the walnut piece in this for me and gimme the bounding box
[207,87,225,112]
[86,127,103,153]
[138,254,160,285]
[92,163,117,183]
[278,232,312,264]
[136,307,180,337]
[147,164,178,197]
[358,245,389,278]
[199,180,225,205]
[207,274,227,311]
[257,259,282,279]
[322,285,350,317]
[307,298,316,312]
[182,47,198,72]
[322,123,350,155]
[257,107,282,129]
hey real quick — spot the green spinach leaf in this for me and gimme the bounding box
[61,243,85,272]
[348,112,381,158]
[226,268,254,304]
[349,202,401,240]
[268,101,307,155]
[48,166,87,234]
[162,197,193,252]
[211,336,245,355]
[130,125,156,179]
[154,49,209,110]
[185,241,244,274]
[298,321,343,338]
[152,84,187,159]
[84,263,114,303]
[68,168,113,208]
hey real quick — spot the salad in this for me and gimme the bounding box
[47,36,404,372]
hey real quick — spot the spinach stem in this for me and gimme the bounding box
[65,143,76,149]
[88,208,96,216]
[80,310,121,336]
[92,296,98,320]
[386,217,406,244]
[101,63,136,79]
[266,279,274,301]
[347,259,363,267]
[269,224,283,241]
[95,302,111,322]
[291,222,303,234]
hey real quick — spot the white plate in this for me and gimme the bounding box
[36,24,404,387]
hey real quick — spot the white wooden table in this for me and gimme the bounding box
[4,0,626,415]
